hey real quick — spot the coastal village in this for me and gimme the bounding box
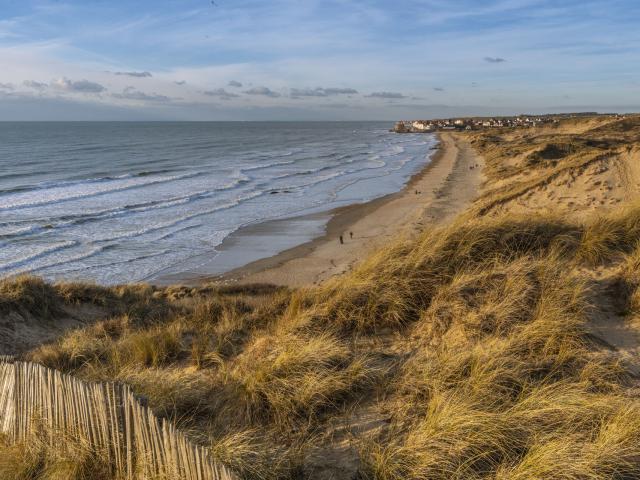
[393,112,626,133]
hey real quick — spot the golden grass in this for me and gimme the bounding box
[3,207,638,477]
[9,205,640,479]
[5,118,640,478]
[356,251,633,479]
[0,431,111,480]
[0,275,173,335]
[221,331,382,428]
[577,205,640,264]
[0,276,62,318]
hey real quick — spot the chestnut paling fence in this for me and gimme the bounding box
[0,357,235,480]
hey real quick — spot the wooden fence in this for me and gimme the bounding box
[0,357,236,480]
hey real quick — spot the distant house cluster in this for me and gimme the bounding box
[393,113,626,133]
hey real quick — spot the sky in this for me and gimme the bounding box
[1,0,639,120]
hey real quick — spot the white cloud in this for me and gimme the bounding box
[244,86,281,98]
[54,77,106,93]
[202,88,239,100]
[112,86,170,102]
[365,91,407,99]
[290,87,327,98]
[23,80,48,89]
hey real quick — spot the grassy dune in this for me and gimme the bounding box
[3,116,640,479]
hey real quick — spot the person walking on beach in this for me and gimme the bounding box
[349,231,353,239]
[339,235,344,244]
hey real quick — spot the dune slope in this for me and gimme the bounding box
[3,116,640,480]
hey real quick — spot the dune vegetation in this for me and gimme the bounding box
[3,116,640,479]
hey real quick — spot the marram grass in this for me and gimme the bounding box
[5,127,640,478]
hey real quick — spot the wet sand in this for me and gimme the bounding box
[160,132,483,287]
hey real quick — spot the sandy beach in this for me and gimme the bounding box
[178,132,484,287]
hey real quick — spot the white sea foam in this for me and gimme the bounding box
[0,171,201,211]
[0,241,78,273]
[0,123,437,284]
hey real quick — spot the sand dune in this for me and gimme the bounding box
[6,117,640,479]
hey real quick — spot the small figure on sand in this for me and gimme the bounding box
[339,235,344,244]
[349,231,353,239]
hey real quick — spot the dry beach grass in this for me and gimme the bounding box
[3,116,640,479]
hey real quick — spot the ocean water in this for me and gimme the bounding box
[0,122,436,284]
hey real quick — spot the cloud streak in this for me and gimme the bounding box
[244,86,281,98]
[290,87,358,98]
[112,71,152,78]
[365,91,407,99]
[202,88,239,100]
[112,86,170,102]
[323,87,358,95]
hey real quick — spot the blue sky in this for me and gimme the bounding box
[1,0,639,120]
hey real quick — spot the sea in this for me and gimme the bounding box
[0,122,437,285]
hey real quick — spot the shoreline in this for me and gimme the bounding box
[157,132,483,287]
